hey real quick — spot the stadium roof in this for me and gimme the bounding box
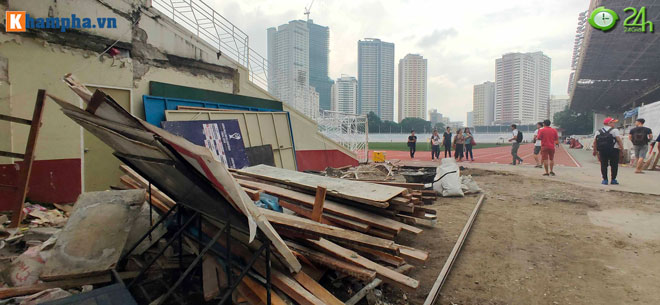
[570,0,660,113]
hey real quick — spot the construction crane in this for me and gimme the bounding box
[304,0,315,21]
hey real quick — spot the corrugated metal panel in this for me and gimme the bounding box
[166,110,297,170]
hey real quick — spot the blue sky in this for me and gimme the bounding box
[209,0,590,123]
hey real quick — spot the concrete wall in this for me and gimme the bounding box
[0,0,357,203]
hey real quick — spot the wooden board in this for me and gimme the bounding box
[237,178,421,235]
[293,271,345,305]
[285,241,377,282]
[40,190,145,280]
[277,200,370,232]
[308,238,419,292]
[0,271,139,299]
[260,208,399,254]
[239,165,406,207]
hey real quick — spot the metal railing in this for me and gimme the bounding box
[151,0,269,90]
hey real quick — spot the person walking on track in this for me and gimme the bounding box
[407,130,417,158]
[532,122,544,168]
[537,119,559,176]
[442,127,453,158]
[508,124,524,165]
[464,128,475,161]
[431,129,441,160]
[593,117,624,185]
[454,129,465,162]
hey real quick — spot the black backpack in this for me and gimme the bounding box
[596,128,616,152]
[516,131,523,143]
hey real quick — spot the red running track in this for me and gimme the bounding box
[370,144,580,167]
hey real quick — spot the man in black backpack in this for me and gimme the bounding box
[592,117,624,185]
[628,118,653,174]
[508,124,524,165]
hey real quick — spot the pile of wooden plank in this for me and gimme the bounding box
[120,163,434,303]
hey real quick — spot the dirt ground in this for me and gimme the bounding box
[393,168,660,305]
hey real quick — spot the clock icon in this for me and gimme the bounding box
[589,7,619,31]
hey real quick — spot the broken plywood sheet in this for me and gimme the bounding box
[40,190,145,281]
[238,164,406,207]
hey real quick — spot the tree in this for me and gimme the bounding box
[433,122,445,131]
[367,112,382,133]
[400,117,431,134]
[553,107,593,135]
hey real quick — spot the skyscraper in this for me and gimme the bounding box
[267,20,320,119]
[398,54,428,122]
[466,111,474,128]
[473,81,495,126]
[307,20,334,111]
[358,38,395,121]
[428,109,443,126]
[495,52,551,125]
[331,75,358,114]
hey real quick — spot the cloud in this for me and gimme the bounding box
[417,28,458,48]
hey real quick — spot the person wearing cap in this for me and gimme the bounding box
[407,130,417,158]
[592,117,624,185]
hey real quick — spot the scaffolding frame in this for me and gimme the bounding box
[317,111,369,163]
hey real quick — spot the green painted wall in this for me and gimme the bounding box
[149,81,283,111]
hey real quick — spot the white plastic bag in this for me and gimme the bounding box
[461,175,482,194]
[432,158,464,197]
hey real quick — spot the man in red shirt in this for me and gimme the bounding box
[537,119,559,176]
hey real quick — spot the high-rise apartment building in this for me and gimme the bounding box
[495,52,551,125]
[307,20,334,111]
[549,95,570,121]
[429,109,443,126]
[331,75,358,114]
[473,81,495,126]
[267,20,320,118]
[398,54,428,122]
[358,38,395,121]
[466,112,474,128]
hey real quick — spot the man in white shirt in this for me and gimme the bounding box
[592,117,624,185]
[532,122,544,168]
[508,124,523,165]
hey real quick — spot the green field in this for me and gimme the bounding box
[368,142,510,151]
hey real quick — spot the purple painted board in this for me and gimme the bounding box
[161,120,250,169]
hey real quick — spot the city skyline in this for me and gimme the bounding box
[208,0,587,121]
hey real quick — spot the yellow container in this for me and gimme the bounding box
[372,151,386,163]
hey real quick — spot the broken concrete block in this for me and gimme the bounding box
[40,190,145,281]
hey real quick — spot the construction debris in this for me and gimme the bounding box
[0,76,490,305]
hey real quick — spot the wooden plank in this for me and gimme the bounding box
[351,180,425,190]
[285,241,377,282]
[398,245,430,264]
[311,186,327,222]
[203,255,227,301]
[9,89,46,227]
[239,274,287,305]
[260,208,399,254]
[40,190,145,280]
[337,242,405,267]
[278,200,370,232]
[423,194,485,305]
[237,178,421,235]
[367,228,397,240]
[200,223,327,305]
[244,188,262,201]
[308,238,419,292]
[293,271,344,305]
[390,197,411,205]
[345,264,414,305]
[0,113,32,125]
[0,271,139,299]
[239,165,405,207]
